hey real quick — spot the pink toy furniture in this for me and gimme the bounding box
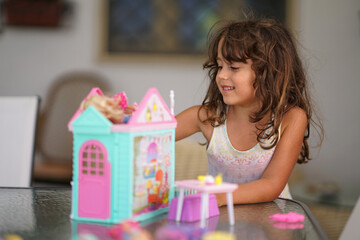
[174,180,238,228]
[168,193,219,222]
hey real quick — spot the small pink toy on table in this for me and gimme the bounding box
[174,179,238,228]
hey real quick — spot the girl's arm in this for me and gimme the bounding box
[175,106,202,141]
[175,105,213,141]
[216,107,308,205]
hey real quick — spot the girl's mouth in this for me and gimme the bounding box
[222,86,235,91]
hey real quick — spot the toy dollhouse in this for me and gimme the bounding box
[68,88,177,224]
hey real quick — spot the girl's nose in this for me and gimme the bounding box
[218,68,229,80]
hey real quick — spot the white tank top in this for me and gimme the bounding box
[207,120,292,198]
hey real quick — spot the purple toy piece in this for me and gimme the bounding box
[168,194,219,222]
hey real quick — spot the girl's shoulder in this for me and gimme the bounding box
[281,106,307,134]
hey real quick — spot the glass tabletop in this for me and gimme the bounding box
[0,188,328,240]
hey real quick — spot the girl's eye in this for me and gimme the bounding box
[230,66,239,70]
[217,66,223,70]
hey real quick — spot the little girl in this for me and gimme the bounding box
[175,18,322,205]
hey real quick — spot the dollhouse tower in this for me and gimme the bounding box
[68,88,177,224]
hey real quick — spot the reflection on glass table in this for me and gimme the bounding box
[291,181,358,207]
[0,188,329,240]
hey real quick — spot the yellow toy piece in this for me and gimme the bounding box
[198,175,205,183]
[146,108,152,122]
[202,231,236,240]
[215,174,223,185]
[3,234,24,240]
[153,102,158,111]
[146,180,153,190]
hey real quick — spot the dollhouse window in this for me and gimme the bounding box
[80,141,106,177]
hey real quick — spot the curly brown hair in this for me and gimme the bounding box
[201,18,322,164]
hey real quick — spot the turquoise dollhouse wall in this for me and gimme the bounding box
[71,106,175,224]
[110,132,132,223]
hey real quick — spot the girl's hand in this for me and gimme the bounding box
[215,193,227,207]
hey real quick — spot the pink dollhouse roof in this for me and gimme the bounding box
[112,88,177,132]
[68,88,177,132]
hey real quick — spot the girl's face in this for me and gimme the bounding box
[216,39,258,109]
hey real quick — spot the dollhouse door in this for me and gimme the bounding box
[78,140,111,219]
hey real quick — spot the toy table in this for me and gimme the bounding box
[175,180,238,227]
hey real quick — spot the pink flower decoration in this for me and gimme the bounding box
[113,92,128,110]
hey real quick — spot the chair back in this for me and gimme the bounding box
[0,96,40,187]
[34,72,111,182]
[37,72,111,164]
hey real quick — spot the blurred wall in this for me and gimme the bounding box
[0,0,359,204]
[293,0,360,205]
[0,0,207,112]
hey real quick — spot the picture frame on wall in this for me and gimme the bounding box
[100,0,287,57]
